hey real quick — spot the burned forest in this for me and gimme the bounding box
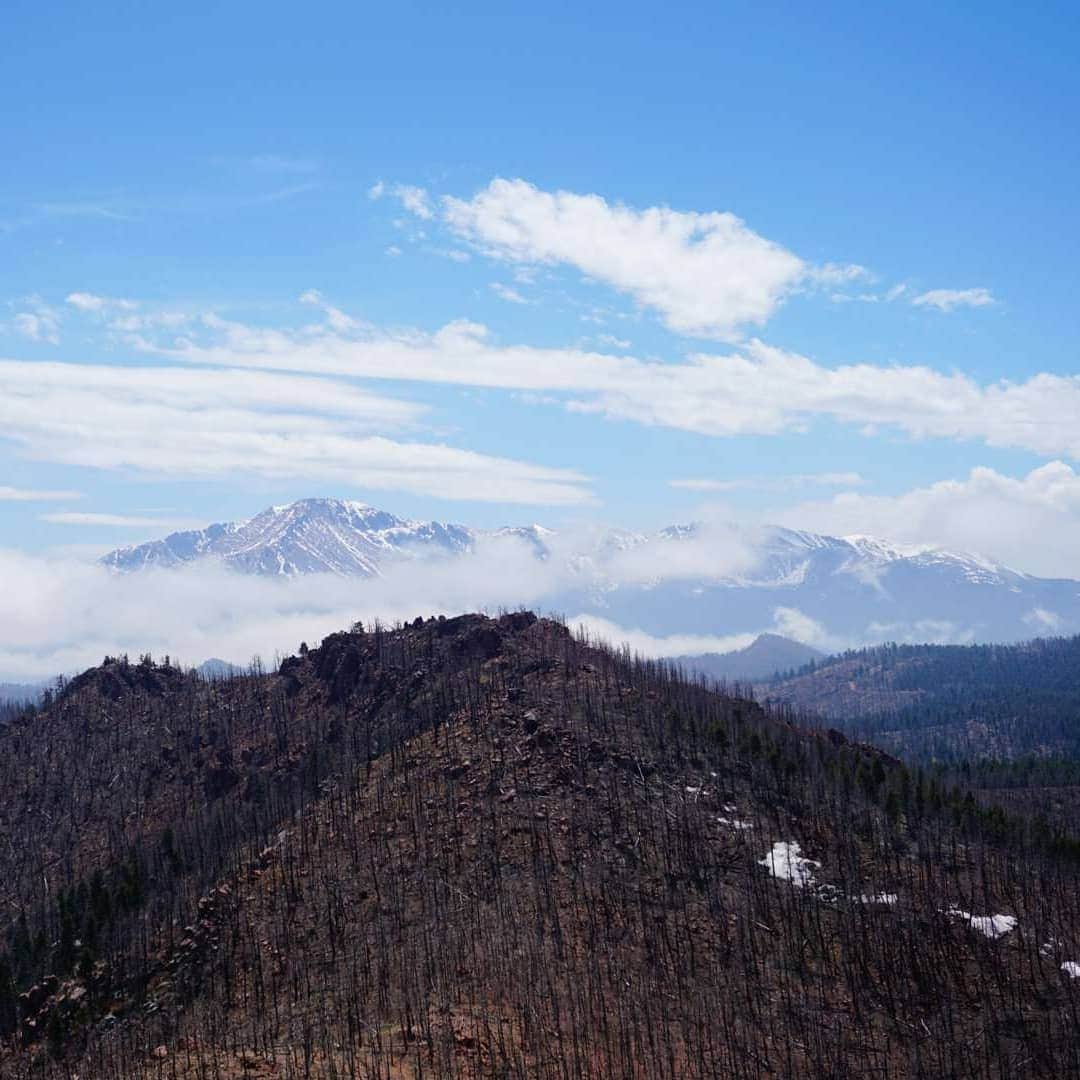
[2,612,1080,1078]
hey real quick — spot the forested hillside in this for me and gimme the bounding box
[3,614,1080,1077]
[764,635,1080,762]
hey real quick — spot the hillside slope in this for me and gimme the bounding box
[2,616,1080,1076]
[764,635,1080,761]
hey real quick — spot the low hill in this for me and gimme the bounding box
[677,633,824,683]
[2,614,1080,1076]
[763,635,1080,762]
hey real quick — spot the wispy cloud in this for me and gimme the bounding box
[41,511,200,529]
[0,486,83,502]
[0,360,593,505]
[671,472,865,493]
[911,287,995,312]
[11,312,59,344]
[33,200,135,222]
[374,182,435,220]
[490,282,530,305]
[65,292,137,313]
[829,282,996,311]
[120,298,1080,462]
[7,297,62,344]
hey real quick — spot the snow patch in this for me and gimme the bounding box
[758,841,819,888]
[946,908,1017,939]
[717,817,753,831]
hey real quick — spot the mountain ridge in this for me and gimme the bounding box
[100,497,1080,646]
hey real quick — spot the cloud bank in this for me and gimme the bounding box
[126,305,1080,462]
[0,521,765,679]
[775,462,1080,580]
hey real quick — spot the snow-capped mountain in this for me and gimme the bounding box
[104,498,556,577]
[102,500,1080,646]
[102,499,477,576]
[550,523,1080,646]
[711,526,1023,591]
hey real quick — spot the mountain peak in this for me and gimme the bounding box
[676,633,825,682]
[103,498,474,577]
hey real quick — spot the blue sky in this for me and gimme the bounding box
[3,0,1080,575]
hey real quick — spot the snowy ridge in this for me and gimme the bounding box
[104,503,1029,585]
[101,499,1080,645]
[102,498,477,577]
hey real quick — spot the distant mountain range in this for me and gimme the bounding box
[103,497,1080,647]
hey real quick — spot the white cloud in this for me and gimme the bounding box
[830,281,913,305]
[672,472,865,493]
[65,292,137,313]
[0,485,83,502]
[771,606,833,650]
[429,248,471,263]
[392,183,434,220]
[40,512,201,529]
[570,615,757,658]
[911,287,995,312]
[570,604,835,658]
[595,334,631,349]
[593,520,759,585]
[810,263,872,285]
[441,178,813,340]
[1024,607,1064,634]
[12,312,59,344]
[128,305,1080,462]
[367,180,386,200]
[9,298,62,344]
[490,282,530,305]
[774,462,1080,579]
[298,289,362,332]
[0,360,593,506]
[0,517,808,676]
[0,531,582,679]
